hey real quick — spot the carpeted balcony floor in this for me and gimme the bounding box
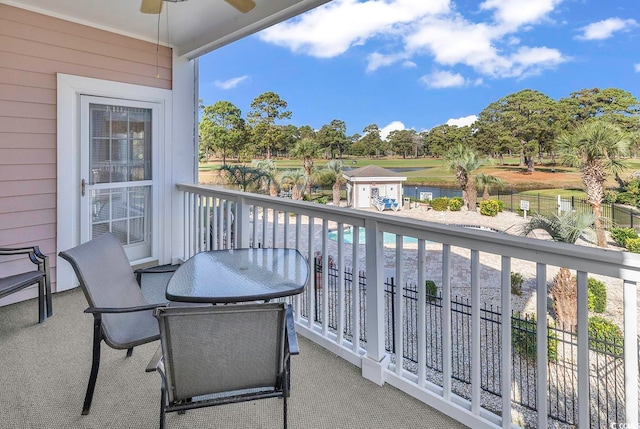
[0,287,467,428]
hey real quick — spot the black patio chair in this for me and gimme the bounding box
[58,233,179,415]
[0,246,52,323]
[153,302,299,429]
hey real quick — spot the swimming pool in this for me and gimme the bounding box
[327,228,419,245]
[327,224,499,245]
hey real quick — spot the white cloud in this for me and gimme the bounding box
[576,18,638,40]
[480,0,562,29]
[420,70,466,88]
[380,121,405,140]
[402,60,417,68]
[260,0,450,58]
[259,0,568,81]
[635,64,640,72]
[446,115,478,127]
[214,75,249,89]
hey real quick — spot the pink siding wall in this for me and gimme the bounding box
[0,4,173,296]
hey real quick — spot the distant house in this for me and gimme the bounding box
[343,165,407,209]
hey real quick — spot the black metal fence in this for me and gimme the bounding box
[302,262,631,428]
[402,187,640,231]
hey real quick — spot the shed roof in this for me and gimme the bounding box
[343,165,404,178]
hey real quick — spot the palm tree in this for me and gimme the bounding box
[556,121,628,248]
[475,173,503,200]
[279,169,306,200]
[291,137,319,197]
[253,159,279,196]
[520,211,595,329]
[322,160,345,206]
[443,144,483,211]
[218,165,269,193]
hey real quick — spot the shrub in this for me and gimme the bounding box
[610,227,638,247]
[587,277,607,313]
[603,190,618,204]
[624,237,640,253]
[615,191,637,206]
[495,199,505,212]
[430,197,449,211]
[512,312,558,362]
[510,272,524,296]
[588,316,623,354]
[315,196,328,204]
[425,280,438,302]
[479,199,501,216]
[448,197,463,211]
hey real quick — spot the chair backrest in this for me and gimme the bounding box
[60,233,153,348]
[59,233,148,315]
[155,303,287,403]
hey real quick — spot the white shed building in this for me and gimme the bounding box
[343,165,407,209]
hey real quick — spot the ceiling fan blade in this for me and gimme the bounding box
[140,0,163,14]
[225,0,256,13]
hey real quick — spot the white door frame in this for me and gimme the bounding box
[56,74,173,291]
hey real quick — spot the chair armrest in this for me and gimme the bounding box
[84,303,166,314]
[134,264,180,287]
[0,246,49,270]
[285,304,299,355]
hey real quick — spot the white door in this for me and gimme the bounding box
[358,185,370,208]
[80,96,159,262]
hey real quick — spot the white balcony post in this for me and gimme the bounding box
[362,219,388,385]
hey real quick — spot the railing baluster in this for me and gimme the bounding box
[322,219,329,335]
[337,223,345,346]
[471,249,480,415]
[623,279,639,427]
[262,207,267,248]
[307,216,315,330]
[352,226,360,355]
[536,263,548,428]
[501,256,512,428]
[394,235,404,376]
[417,239,426,388]
[442,244,452,400]
[576,271,589,428]
[272,209,278,247]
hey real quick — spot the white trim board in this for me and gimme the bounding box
[56,74,173,291]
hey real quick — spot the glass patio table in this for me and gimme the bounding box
[166,248,309,304]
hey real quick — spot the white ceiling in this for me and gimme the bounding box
[4,0,330,59]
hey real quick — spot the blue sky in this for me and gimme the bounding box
[198,0,640,138]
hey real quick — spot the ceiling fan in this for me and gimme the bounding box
[140,0,255,14]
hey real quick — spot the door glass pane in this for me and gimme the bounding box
[90,186,150,246]
[88,102,152,253]
[89,104,152,184]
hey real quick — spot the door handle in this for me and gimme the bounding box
[81,179,85,197]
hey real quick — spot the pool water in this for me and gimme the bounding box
[327,228,419,245]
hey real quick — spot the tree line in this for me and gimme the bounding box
[199,87,640,170]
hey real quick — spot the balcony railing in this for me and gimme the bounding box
[178,183,640,429]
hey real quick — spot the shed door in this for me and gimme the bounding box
[358,185,370,208]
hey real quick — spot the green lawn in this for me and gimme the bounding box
[200,156,640,192]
